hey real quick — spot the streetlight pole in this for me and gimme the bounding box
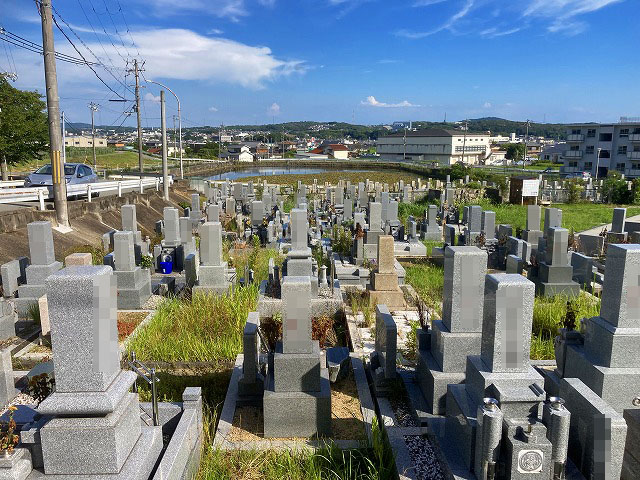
[40,0,69,228]
[595,148,602,181]
[160,91,169,200]
[88,102,99,168]
[523,120,530,171]
[145,78,182,179]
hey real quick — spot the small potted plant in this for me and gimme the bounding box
[0,406,19,457]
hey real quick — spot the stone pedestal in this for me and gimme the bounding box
[113,232,151,309]
[193,222,229,295]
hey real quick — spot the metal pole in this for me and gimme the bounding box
[40,0,69,228]
[524,120,530,172]
[134,60,144,173]
[150,368,159,426]
[131,352,138,393]
[595,148,601,181]
[61,111,66,164]
[178,100,183,179]
[160,90,169,200]
[89,102,98,168]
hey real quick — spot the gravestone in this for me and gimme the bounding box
[534,227,580,297]
[1,259,21,298]
[225,197,236,215]
[238,312,264,402]
[113,231,152,309]
[251,201,264,228]
[481,211,496,241]
[33,266,162,477]
[544,208,562,236]
[464,205,482,245]
[190,193,202,226]
[416,246,486,414]
[368,236,404,308]
[443,274,558,478]
[343,197,353,220]
[608,207,628,243]
[193,222,229,295]
[422,204,441,241]
[369,304,397,394]
[206,203,220,223]
[263,276,331,437]
[162,207,181,247]
[522,205,543,246]
[284,209,317,295]
[0,299,16,340]
[64,253,92,266]
[365,202,383,247]
[14,222,62,316]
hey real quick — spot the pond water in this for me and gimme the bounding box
[206,166,369,181]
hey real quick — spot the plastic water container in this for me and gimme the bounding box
[159,254,173,274]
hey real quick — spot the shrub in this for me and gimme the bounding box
[601,171,632,204]
[566,179,584,204]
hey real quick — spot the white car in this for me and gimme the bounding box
[565,171,591,180]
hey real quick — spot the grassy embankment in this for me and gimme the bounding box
[235,170,424,188]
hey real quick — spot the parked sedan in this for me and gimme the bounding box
[24,163,98,187]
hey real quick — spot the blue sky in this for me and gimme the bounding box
[2,0,637,128]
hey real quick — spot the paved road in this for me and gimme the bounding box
[577,214,640,236]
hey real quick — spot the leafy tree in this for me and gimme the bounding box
[566,179,584,204]
[449,162,469,180]
[601,171,631,204]
[0,78,49,179]
[504,143,526,163]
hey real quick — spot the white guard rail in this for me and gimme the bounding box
[0,176,171,211]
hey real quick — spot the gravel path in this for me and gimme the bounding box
[404,435,444,480]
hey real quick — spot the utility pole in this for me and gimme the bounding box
[40,0,69,228]
[172,115,177,159]
[131,59,144,173]
[61,111,66,164]
[160,90,169,200]
[523,120,530,172]
[403,127,407,162]
[88,102,99,168]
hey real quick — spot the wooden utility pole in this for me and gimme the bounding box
[160,90,169,200]
[40,0,69,228]
[88,102,99,167]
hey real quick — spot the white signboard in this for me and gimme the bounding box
[522,179,539,197]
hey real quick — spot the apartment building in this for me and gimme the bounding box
[561,121,640,177]
[377,128,491,166]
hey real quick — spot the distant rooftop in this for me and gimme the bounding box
[382,128,489,138]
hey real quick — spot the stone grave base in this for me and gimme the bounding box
[394,241,427,257]
[214,353,375,451]
[263,367,332,438]
[415,349,465,416]
[536,281,581,297]
[116,272,152,310]
[26,426,163,480]
[192,284,230,296]
[368,289,406,309]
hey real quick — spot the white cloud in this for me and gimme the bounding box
[207,28,224,35]
[209,106,219,112]
[145,93,161,103]
[483,102,492,108]
[257,0,276,6]
[268,103,281,115]
[361,96,420,108]
[138,0,248,21]
[397,0,623,39]
[396,0,474,38]
[378,59,400,64]
[413,0,448,6]
[129,28,306,89]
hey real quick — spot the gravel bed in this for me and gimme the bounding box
[0,393,38,417]
[390,395,418,427]
[142,295,164,310]
[404,435,444,480]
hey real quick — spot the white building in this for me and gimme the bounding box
[561,121,640,177]
[377,128,491,166]
[64,135,107,148]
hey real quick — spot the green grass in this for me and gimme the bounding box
[125,285,258,363]
[230,242,284,285]
[197,417,395,480]
[403,261,444,318]
[531,292,600,360]
[459,199,640,233]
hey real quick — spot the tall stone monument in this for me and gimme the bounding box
[113,231,152,309]
[263,276,331,437]
[416,246,486,414]
[15,222,62,316]
[35,266,162,477]
[193,222,229,295]
[368,235,404,309]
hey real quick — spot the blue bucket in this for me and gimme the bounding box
[159,261,173,274]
